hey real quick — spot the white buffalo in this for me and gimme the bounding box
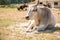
[25,4,56,32]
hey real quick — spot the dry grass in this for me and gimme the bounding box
[0,8,60,40]
[0,8,27,26]
[0,8,26,21]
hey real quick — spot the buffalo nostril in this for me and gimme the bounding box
[25,16,29,20]
[26,16,29,18]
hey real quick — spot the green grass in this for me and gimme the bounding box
[0,5,17,8]
[0,19,16,27]
[0,8,18,12]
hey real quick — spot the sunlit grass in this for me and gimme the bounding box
[0,19,16,27]
[0,8,18,12]
[0,8,27,27]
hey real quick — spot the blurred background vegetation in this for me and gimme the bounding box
[0,0,35,5]
[0,0,35,8]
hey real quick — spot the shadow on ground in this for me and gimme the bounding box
[26,26,60,34]
[37,26,60,33]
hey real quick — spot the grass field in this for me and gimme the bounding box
[0,8,60,40]
[0,8,27,26]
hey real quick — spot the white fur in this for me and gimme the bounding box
[26,5,56,32]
